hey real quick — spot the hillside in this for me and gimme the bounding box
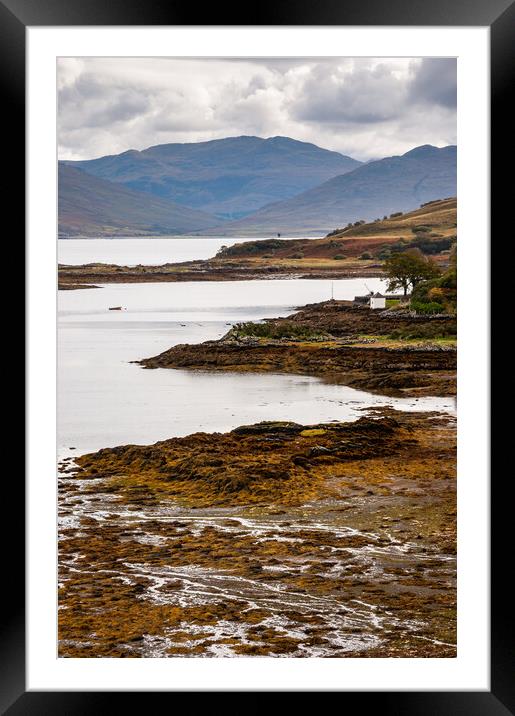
[59,198,456,287]
[58,164,217,237]
[218,197,457,260]
[62,136,361,220]
[214,145,456,235]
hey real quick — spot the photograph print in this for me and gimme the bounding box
[57,56,457,658]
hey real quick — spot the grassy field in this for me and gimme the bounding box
[217,198,456,263]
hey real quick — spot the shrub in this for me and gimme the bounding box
[411,277,443,301]
[412,275,456,303]
[217,239,294,257]
[231,321,327,341]
[389,321,456,339]
[428,287,446,301]
[378,248,392,260]
[411,236,455,255]
[333,254,345,260]
[360,252,373,260]
[410,300,445,315]
[390,211,403,218]
[439,271,457,289]
[386,236,455,256]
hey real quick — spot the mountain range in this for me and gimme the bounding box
[217,145,457,235]
[62,136,361,221]
[58,164,216,237]
[58,137,456,237]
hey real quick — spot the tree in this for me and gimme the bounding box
[384,249,441,295]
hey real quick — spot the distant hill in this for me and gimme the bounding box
[58,164,217,237]
[214,145,457,235]
[62,136,361,220]
[217,197,456,260]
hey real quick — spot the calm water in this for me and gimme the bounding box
[58,278,455,458]
[58,236,314,266]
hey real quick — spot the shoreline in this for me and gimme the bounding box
[58,260,385,289]
[57,197,456,290]
[138,300,457,399]
[58,408,456,658]
[58,298,457,658]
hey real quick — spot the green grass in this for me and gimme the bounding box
[387,321,456,340]
[358,333,456,346]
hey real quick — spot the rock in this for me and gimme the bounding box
[308,445,333,457]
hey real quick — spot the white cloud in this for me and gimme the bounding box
[57,56,456,161]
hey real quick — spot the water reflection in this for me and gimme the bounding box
[58,279,454,458]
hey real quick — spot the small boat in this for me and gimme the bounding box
[108,306,124,311]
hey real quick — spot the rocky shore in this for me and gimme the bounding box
[58,299,456,658]
[139,301,456,398]
[58,259,384,289]
[58,408,456,658]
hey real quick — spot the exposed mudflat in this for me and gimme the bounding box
[58,409,456,658]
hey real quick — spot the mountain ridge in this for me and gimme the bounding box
[62,135,361,220]
[210,144,456,235]
[58,139,457,238]
[58,164,217,237]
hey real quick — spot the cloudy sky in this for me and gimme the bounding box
[57,57,456,162]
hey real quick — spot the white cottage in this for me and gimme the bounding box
[370,292,386,309]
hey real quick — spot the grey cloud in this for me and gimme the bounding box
[409,58,457,108]
[86,94,150,128]
[291,59,457,126]
[59,73,151,131]
[220,57,317,71]
[291,62,408,125]
[57,57,457,162]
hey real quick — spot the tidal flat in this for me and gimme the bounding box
[58,409,456,658]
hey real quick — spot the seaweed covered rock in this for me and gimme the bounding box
[75,415,416,506]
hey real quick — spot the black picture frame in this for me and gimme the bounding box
[5,0,504,711]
